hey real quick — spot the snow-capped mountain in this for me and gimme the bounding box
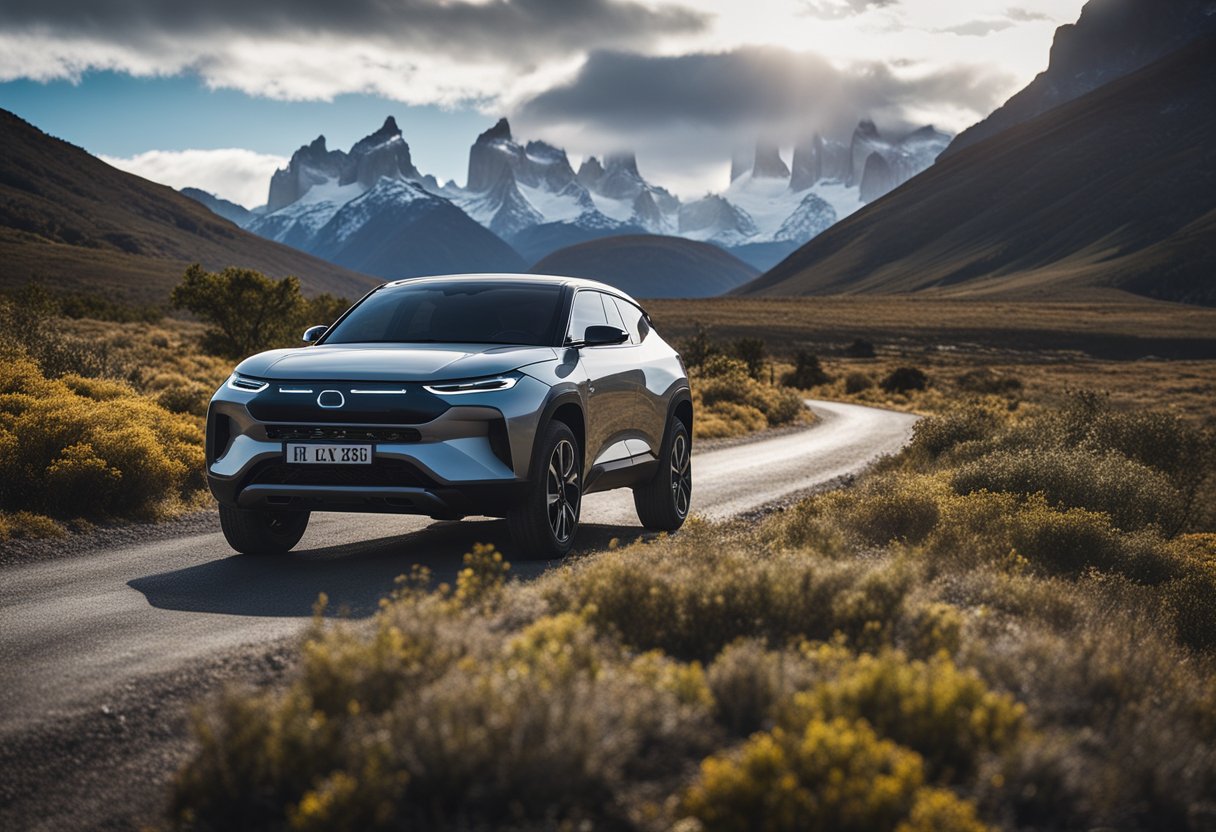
[248,118,522,279]
[229,114,950,281]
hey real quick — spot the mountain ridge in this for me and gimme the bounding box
[0,109,378,304]
[737,36,1216,305]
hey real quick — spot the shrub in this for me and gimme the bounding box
[679,322,719,368]
[694,355,807,437]
[682,716,986,832]
[542,533,913,661]
[844,370,874,394]
[173,579,715,831]
[951,447,1185,533]
[783,650,1026,781]
[0,510,65,540]
[0,356,203,519]
[834,473,944,546]
[782,350,831,389]
[882,367,929,394]
[706,639,811,736]
[843,338,876,358]
[171,264,351,359]
[955,368,1022,396]
[731,337,767,379]
[909,406,1005,461]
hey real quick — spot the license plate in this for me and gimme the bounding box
[286,444,373,464]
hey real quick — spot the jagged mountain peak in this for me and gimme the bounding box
[604,152,640,176]
[477,117,513,144]
[855,119,880,139]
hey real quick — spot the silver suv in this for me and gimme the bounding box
[206,274,692,558]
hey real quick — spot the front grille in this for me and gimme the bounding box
[244,458,436,489]
[265,425,422,442]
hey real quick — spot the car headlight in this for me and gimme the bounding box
[226,373,269,393]
[423,376,519,395]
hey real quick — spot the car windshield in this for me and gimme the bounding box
[323,281,565,346]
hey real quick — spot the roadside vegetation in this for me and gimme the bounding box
[679,325,809,439]
[171,388,1216,831]
[0,269,347,540]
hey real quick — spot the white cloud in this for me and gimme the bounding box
[98,148,286,208]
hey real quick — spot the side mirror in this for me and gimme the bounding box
[302,325,328,344]
[581,325,629,347]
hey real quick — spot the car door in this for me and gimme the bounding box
[567,290,637,471]
[606,295,671,461]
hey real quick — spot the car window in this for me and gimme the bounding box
[567,290,609,342]
[324,281,565,346]
[600,292,628,336]
[612,297,649,343]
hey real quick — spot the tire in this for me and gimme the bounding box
[507,420,581,560]
[633,417,691,532]
[218,503,310,555]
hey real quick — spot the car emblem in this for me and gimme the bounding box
[317,390,345,408]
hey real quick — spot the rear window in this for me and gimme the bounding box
[324,281,566,346]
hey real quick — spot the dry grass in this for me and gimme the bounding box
[649,295,1216,425]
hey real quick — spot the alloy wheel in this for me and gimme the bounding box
[546,438,580,542]
[670,432,691,518]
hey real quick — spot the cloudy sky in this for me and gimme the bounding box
[0,0,1084,204]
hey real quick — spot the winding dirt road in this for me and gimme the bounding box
[0,400,917,739]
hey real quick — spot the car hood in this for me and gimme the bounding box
[235,343,558,382]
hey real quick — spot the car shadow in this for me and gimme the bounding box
[127,519,652,619]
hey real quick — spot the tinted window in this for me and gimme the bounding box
[601,293,628,334]
[613,297,649,343]
[324,281,565,346]
[567,291,609,342]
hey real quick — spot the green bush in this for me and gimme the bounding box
[171,264,349,359]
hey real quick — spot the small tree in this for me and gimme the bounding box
[680,323,720,369]
[881,367,929,394]
[172,265,307,358]
[731,338,767,380]
[783,350,831,389]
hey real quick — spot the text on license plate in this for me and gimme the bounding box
[286,443,373,464]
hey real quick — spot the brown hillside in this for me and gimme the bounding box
[739,37,1216,305]
[0,109,379,303]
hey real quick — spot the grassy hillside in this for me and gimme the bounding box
[741,38,1216,305]
[532,234,758,298]
[0,110,379,304]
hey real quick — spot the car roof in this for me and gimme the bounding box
[379,273,645,308]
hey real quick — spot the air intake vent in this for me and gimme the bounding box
[265,425,422,443]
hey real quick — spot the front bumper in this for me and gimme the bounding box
[205,374,549,518]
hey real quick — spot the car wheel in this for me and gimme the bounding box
[507,420,581,559]
[633,417,691,532]
[218,504,310,555]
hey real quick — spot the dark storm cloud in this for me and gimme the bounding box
[0,0,708,62]
[516,46,1011,134]
[800,0,899,20]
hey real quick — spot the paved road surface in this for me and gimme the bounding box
[0,400,917,736]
